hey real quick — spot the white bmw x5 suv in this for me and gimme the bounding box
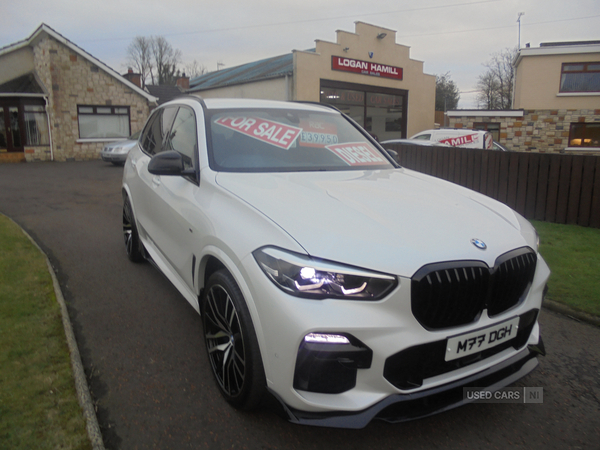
[122,96,549,428]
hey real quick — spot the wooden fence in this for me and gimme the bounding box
[384,143,600,229]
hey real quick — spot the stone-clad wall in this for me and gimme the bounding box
[449,109,600,155]
[31,35,152,161]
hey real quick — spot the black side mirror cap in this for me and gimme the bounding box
[148,151,185,176]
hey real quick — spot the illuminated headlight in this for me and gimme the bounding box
[253,247,397,300]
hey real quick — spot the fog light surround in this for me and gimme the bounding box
[293,333,373,394]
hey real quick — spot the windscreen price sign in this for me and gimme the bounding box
[215,116,302,150]
[326,142,387,166]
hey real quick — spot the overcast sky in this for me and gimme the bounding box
[1,0,598,108]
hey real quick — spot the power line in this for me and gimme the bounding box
[397,14,600,39]
[81,0,504,43]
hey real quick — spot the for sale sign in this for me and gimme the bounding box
[215,116,302,150]
[326,142,387,166]
[332,56,403,80]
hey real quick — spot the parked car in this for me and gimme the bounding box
[409,128,493,149]
[122,97,549,428]
[101,130,141,165]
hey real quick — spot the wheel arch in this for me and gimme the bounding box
[196,247,271,379]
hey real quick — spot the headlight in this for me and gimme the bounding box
[253,247,397,300]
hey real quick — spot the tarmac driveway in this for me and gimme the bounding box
[0,160,598,450]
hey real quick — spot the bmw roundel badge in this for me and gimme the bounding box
[471,238,487,250]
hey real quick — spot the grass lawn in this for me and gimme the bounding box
[0,215,91,450]
[532,220,600,317]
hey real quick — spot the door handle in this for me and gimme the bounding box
[152,176,161,187]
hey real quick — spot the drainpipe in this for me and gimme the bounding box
[44,96,54,161]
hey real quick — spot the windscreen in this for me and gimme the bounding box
[207,108,393,172]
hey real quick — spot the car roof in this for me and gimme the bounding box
[168,96,339,113]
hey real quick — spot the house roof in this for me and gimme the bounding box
[188,53,294,92]
[515,40,600,67]
[145,85,185,105]
[0,23,158,103]
[0,72,46,95]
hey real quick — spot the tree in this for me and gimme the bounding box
[476,47,518,110]
[476,71,501,110]
[183,60,207,80]
[151,36,182,86]
[435,72,460,111]
[126,36,153,88]
[126,36,183,86]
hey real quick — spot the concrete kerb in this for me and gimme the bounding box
[4,214,105,450]
[543,298,600,328]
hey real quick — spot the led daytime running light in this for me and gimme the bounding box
[304,333,350,344]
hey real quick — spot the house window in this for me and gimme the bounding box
[560,62,600,93]
[24,105,50,146]
[569,123,600,148]
[0,100,50,152]
[473,122,500,142]
[78,105,130,139]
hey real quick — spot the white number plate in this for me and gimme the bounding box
[445,317,520,362]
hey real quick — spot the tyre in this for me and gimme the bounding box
[122,196,144,262]
[202,269,266,410]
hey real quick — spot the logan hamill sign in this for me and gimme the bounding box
[332,56,403,80]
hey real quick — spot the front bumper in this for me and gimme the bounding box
[271,341,543,428]
[101,150,128,163]
[240,250,550,424]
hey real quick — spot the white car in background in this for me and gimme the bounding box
[408,128,493,149]
[122,97,549,428]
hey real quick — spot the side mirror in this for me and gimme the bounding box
[148,150,185,176]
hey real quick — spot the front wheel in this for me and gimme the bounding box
[202,269,266,410]
[122,196,144,262]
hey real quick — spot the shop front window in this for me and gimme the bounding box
[320,81,407,142]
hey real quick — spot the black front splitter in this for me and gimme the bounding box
[268,344,543,429]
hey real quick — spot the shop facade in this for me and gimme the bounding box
[188,22,436,140]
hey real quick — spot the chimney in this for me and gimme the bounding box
[176,72,190,90]
[123,68,142,88]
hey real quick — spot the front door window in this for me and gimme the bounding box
[9,107,22,150]
[0,107,7,151]
[0,100,48,153]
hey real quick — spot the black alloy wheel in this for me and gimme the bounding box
[122,196,144,262]
[202,269,266,410]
